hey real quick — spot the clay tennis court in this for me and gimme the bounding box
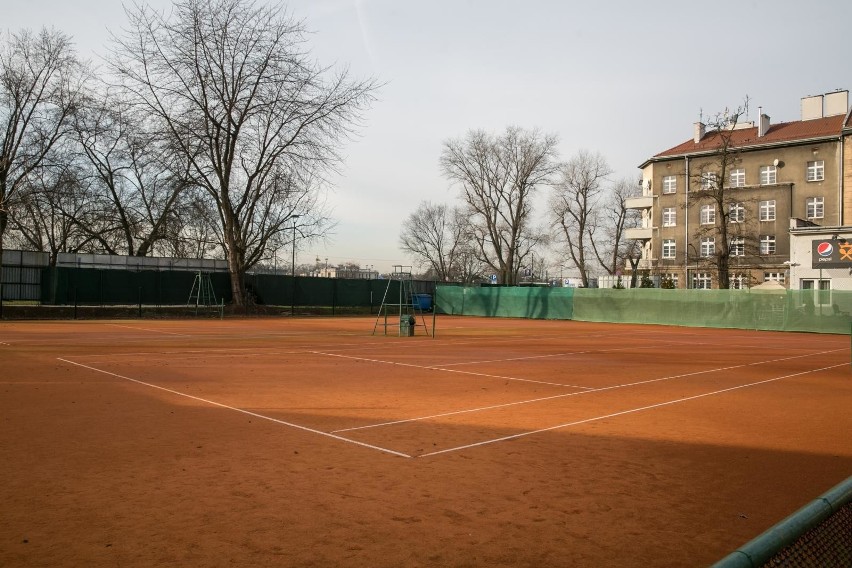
[1,316,850,567]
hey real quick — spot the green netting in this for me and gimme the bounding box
[41,267,402,309]
[435,286,852,334]
[435,285,575,319]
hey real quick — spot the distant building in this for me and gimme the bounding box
[631,90,852,289]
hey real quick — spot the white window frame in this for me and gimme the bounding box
[662,207,676,227]
[764,272,785,284]
[730,274,748,289]
[759,165,777,185]
[806,160,825,182]
[759,235,776,255]
[700,172,717,190]
[801,279,831,306]
[759,200,776,221]
[661,273,679,288]
[662,175,677,194]
[730,237,745,257]
[729,202,745,223]
[700,204,716,225]
[700,237,715,257]
[729,168,745,188]
[692,272,712,289]
[806,196,824,219]
[662,239,676,259]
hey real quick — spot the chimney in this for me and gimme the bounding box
[824,90,849,117]
[801,94,824,120]
[758,108,770,137]
[694,121,705,143]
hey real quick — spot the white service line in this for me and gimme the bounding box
[56,357,411,459]
[331,348,847,433]
[106,324,192,337]
[313,351,593,389]
[418,362,848,458]
[435,343,664,367]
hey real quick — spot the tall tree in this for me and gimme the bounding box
[689,100,751,289]
[590,177,641,277]
[549,150,612,287]
[399,200,470,282]
[0,27,87,258]
[441,126,559,285]
[110,0,376,306]
[72,92,194,257]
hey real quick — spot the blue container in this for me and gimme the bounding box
[412,293,432,311]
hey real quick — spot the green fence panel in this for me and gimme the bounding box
[436,285,575,319]
[435,286,852,334]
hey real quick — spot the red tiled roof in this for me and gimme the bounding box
[654,114,846,159]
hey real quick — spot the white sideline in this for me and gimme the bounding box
[56,357,411,459]
[417,362,849,457]
[329,348,847,434]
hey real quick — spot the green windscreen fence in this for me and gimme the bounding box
[40,267,400,309]
[436,285,575,320]
[435,286,852,334]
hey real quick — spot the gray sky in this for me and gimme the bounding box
[5,0,851,273]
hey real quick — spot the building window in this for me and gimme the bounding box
[700,172,717,190]
[661,273,679,288]
[700,237,715,257]
[730,237,745,257]
[692,272,712,289]
[806,196,824,219]
[759,200,776,221]
[801,279,831,306]
[729,202,745,223]
[764,272,785,284]
[730,273,748,289]
[759,165,777,185]
[662,176,677,194]
[662,239,676,259]
[759,235,776,255]
[700,204,716,225]
[729,168,745,187]
[806,160,824,182]
[662,207,676,227]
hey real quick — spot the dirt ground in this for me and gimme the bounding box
[1,316,850,567]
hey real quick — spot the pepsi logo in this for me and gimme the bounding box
[817,242,833,257]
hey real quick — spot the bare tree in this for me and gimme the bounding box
[8,157,93,263]
[590,177,641,277]
[441,126,559,286]
[550,150,612,287]
[0,27,87,258]
[71,91,194,257]
[689,99,751,289]
[399,201,471,282]
[110,0,376,306]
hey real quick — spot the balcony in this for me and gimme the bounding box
[626,227,653,240]
[625,196,653,209]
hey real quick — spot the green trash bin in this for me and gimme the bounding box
[400,314,415,336]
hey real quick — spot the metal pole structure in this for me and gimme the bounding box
[291,215,301,316]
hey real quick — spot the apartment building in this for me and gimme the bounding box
[629,90,852,289]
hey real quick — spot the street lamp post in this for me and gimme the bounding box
[291,215,301,315]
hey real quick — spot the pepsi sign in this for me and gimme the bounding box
[811,239,852,268]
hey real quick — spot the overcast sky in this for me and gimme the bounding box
[5,0,851,273]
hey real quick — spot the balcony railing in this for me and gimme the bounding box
[625,227,653,240]
[625,196,653,209]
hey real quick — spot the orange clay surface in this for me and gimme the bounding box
[1,316,850,567]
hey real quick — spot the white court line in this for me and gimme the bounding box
[435,343,665,367]
[56,357,411,459]
[106,324,192,337]
[418,362,848,458]
[331,348,846,433]
[313,351,593,389]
